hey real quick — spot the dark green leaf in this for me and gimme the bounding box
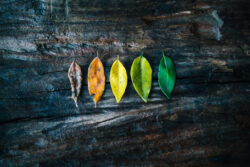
[158,52,176,99]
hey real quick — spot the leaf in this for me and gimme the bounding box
[158,52,176,99]
[110,56,128,103]
[88,57,106,106]
[68,61,82,107]
[130,54,152,102]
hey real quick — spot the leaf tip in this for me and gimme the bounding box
[166,94,171,99]
[116,99,121,103]
[73,97,78,108]
[142,97,148,103]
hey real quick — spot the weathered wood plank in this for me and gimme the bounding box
[0,0,249,166]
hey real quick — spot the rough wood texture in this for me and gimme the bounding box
[0,0,249,166]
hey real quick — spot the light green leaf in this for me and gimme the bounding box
[130,54,152,102]
[158,52,176,99]
[110,56,128,103]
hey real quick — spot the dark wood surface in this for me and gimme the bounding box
[0,0,249,166]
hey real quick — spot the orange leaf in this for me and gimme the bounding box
[88,57,106,106]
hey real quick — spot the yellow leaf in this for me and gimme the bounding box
[110,56,128,103]
[88,57,106,106]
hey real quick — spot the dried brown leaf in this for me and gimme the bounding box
[68,61,82,107]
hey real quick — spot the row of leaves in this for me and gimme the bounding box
[68,52,176,107]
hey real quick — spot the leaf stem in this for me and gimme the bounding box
[140,52,143,57]
[162,51,165,57]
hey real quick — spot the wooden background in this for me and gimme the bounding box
[0,0,250,166]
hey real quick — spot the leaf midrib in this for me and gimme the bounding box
[139,56,145,99]
[163,56,169,92]
[117,60,120,94]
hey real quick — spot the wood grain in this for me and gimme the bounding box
[0,0,249,166]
